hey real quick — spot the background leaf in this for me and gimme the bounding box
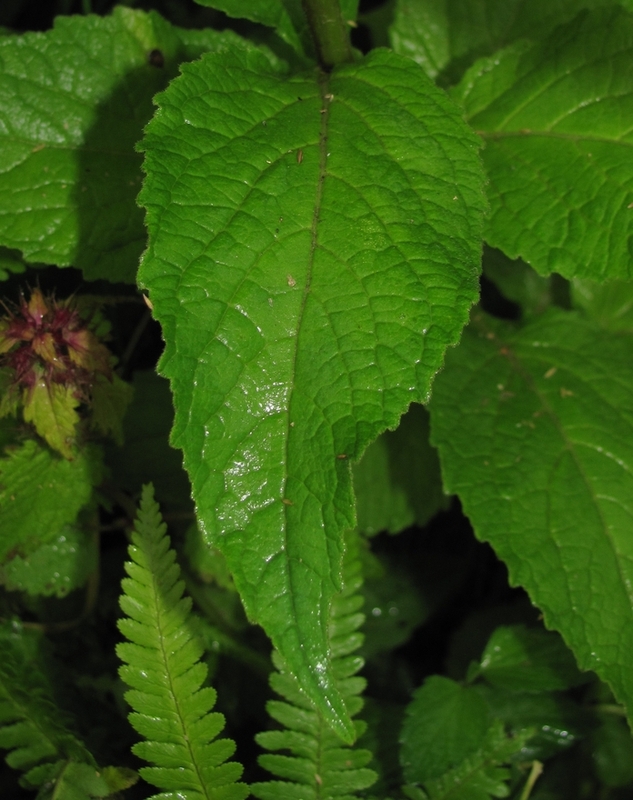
[429,309,633,725]
[353,403,447,536]
[0,525,96,598]
[138,45,485,736]
[104,369,192,513]
[0,440,101,565]
[476,624,588,693]
[452,6,633,280]
[572,278,633,332]
[0,7,245,283]
[389,0,618,83]
[400,676,490,784]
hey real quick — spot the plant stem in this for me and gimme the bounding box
[302,0,353,70]
[519,761,543,800]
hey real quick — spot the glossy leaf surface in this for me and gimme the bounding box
[138,45,485,735]
[0,8,240,283]
[454,6,633,279]
[429,309,633,723]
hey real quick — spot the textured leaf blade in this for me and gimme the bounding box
[192,0,305,56]
[0,440,101,564]
[0,8,245,283]
[138,46,485,736]
[429,309,633,723]
[389,0,616,81]
[454,6,633,279]
[400,676,490,785]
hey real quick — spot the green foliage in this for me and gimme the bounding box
[400,677,491,785]
[452,5,633,279]
[137,36,485,737]
[0,0,633,797]
[403,721,531,800]
[0,7,249,283]
[0,621,135,798]
[0,439,101,565]
[117,484,248,800]
[429,308,633,720]
[353,404,447,536]
[251,531,377,799]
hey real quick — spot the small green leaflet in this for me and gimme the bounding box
[138,45,485,737]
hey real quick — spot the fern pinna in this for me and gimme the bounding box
[117,484,248,800]
[251,531,377,800]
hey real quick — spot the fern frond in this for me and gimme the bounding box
[405,721,531,800]
[117,484,248,800]
[0,622,130,798]
[251,531,377,800]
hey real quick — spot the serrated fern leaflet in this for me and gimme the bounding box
[251,530,377,800]
[117,484,248,800]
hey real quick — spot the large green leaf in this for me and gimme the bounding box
[429,309,633,723]
[389,0,616,81]
[0,8,244,283]
[453,6,633,280]
[138,46,485,737]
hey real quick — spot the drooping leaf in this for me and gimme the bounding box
[475,624,588,693]
[0,7,253,283]
[453,6,633,280]
[0,439,102,564]
[429,309,633,725]
[353,403,447,536]
[400,676,490,785]
[137,44,485,737]
[117,484,248,800]
[251,530,377,800]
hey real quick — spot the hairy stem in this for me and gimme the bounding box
[302,0,353,69]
